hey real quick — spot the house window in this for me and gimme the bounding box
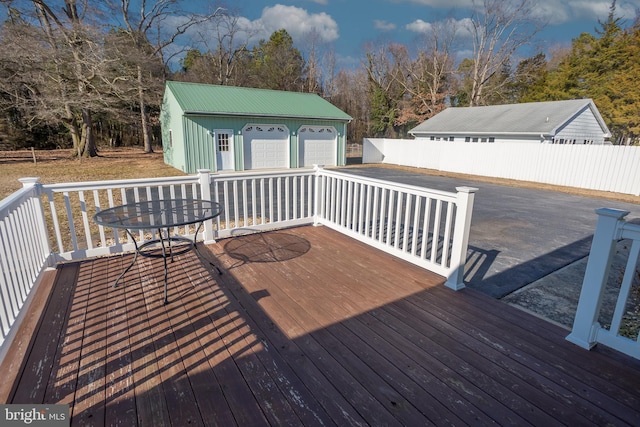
[472,137,479,143]
[217,133,230,152]
[449,137,455,141]
[465,137,471,142]
[481,137,487,143]
[430,136,435,141]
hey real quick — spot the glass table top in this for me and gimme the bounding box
[93,199,223,229]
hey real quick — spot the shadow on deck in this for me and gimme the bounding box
[2,225,640,426]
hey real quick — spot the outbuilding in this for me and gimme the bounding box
[160,81,352,173]
[408,99,611,145]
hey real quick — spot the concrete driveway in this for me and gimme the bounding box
[337,165,640,298]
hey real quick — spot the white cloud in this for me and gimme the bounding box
[405,19,433,33]
[254,4,339,43]
[374,20,397,31]
[406,17,473,35]
[399,0,637,26]
[403,0,473,6]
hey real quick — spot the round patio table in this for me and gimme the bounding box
[94,199,223,304]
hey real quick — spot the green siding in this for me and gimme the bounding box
[160,89,188,171]
[183,117,216,172]
[177,115,347,173]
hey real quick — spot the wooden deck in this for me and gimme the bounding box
[2,225,640,426]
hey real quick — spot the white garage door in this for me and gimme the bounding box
[299,126,337,167]
[243,125,289,169]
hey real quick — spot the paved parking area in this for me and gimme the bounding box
[337,165,640,298]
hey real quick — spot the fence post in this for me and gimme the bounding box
[197,169,215,243]
[445,186,478,290]
[313,165,323,226]
[566,208,629,350]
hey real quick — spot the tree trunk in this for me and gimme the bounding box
[138,66,153,153]
[80,108,98,158]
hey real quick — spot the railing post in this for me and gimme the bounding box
[18,177,55,266]
[313,165,323,226]
[197,169,215,243]
[566,208,629,350]
[445,186,478,290]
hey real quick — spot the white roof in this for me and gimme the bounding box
[409,99,611,137]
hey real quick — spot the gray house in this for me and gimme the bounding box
[409,99,611,145]
[160,81,352,173]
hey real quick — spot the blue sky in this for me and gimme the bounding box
[219,0,639,69]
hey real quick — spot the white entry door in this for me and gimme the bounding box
[243,125,289,170]
[298,126,337,167]
[215,130,235,171]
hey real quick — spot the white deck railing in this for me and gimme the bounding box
[314,169,477,289]
[0,166,476,354]
[0,178,53,353]
[566,208,640,360]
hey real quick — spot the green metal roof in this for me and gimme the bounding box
[165,81,352,121]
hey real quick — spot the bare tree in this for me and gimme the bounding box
[392,22,456,126]
[115,0,223,153]
[206,11,255,86]
[301,28,324,94]
[464,0,544,106]
[0,0,112,157]
[329,68,370,144]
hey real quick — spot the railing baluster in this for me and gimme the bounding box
[223,181,231,229]
[394,191,403,249]
[242,179,249,226]
[251,179,257,225]
[231,180,239,228]
[411,195,421,256]
[78,191,93,250]
[421,197,431,260]
[365,184,373,239]
[402,193,412,252]
[289,176,293,220]
[260,178,266,225]
[93,190,105,248]
[441,201,454,268]
[431,200,443,264]
[386,189,395,246]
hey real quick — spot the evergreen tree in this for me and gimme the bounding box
[249,29,306,91]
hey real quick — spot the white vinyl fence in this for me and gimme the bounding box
[364,138,640,196]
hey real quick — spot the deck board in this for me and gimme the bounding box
[3,225,640,426]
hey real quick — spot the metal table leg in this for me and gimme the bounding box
[113,229,139,288]
[112,224,221,304]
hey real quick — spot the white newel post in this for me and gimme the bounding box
[313,165,323,226]
[197,169,215,243]
[566,208,630,350]
[445,186,478,290]
[18,177,55,266]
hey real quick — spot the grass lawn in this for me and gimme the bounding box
[0,148,186,200]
